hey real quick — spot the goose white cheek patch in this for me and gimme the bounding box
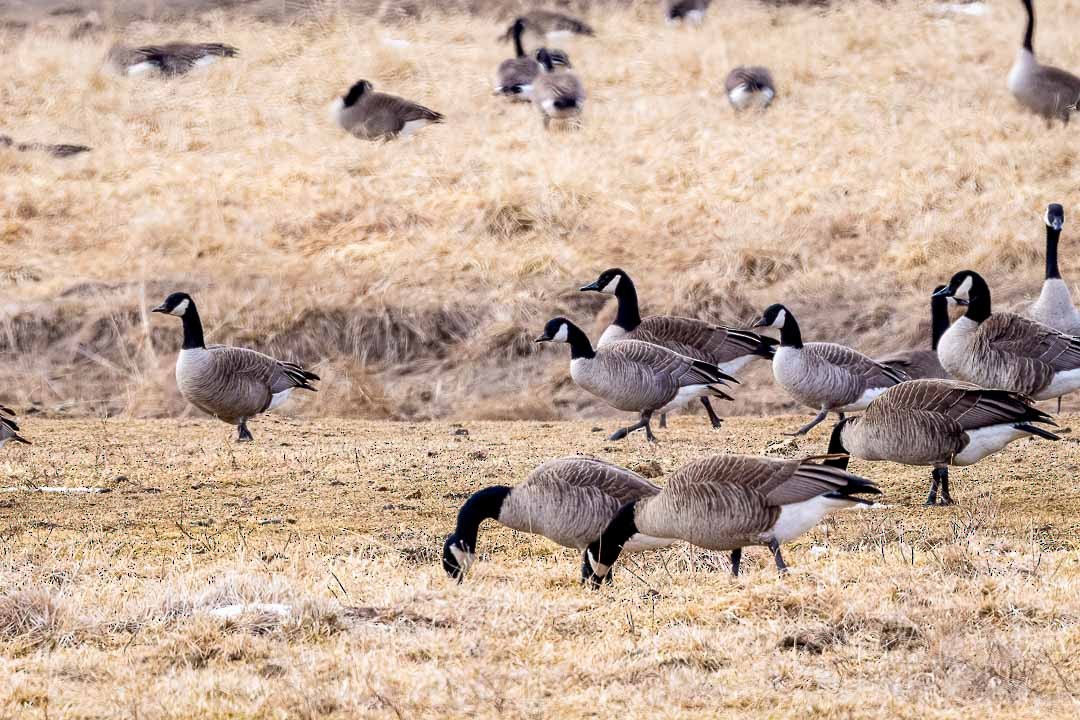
[954,276,973,301]
[771,308,787,329]
[552,324,570,343]
[600,275,621,294]
[170,299,190,316]
[449,545,475,574]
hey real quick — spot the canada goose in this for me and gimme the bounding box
[106,42,238,76]
[533,49,585,129]
[0,407,29,448]
[1029,204,1080,334]
[875,286,951,380]
[667,0,711,24]
[0,134,90,158]
[442,456,672,583]
[151,292,319,442]
[825,380,1059,505]
[535,317,736,442]
[724,66,775,111]
[583,454,879,586]
[1008,0,1080,122]
[495,19,571,100]
[332,80,444,140]
[935,270,1080,404]
[500,10,595,43]
[580,268,776,428]
[752,304,908,435]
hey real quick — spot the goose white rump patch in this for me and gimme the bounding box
[623,533,674,553]
[772,495,854,543]
[400,119,433,137]
[193,55,219,68]
[126,61,157,76]
[1036,367,1080,400]
[658,384,714,414]
[954,424,1031,465]
[840,385,890,412]
[267,388,293,410]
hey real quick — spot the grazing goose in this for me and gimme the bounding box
[1008,0,1080,122]
[535,317,736,442]
[935,270,1080,404]
[724,66,776,111]
[533,49,585,129]
[0,407,29,448]
[580,268,776,428]
[152,292,319,442]
[876,286,951,380]
[753,304,908,435]
[583,454,879,586]
[495,18,571,100]
[825,380,1059,505]
[667,0,711,24]
[106,42,238,76]
[0,134,90,158]
[500,10,594,43]
[442,456,671,583]
[332,80,444,140]
[1029,204,1080,334]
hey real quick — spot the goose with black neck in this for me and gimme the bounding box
[876,286,952,380]
[1007,0,1080,122]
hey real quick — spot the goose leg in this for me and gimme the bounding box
[642,411,658,443]
[785,408,829,436]
[609,411,654,442]
[237,421,254,443]
[701,398,723,429]
[768,539,788,573]
[542,115,551,130]
[659,414,668,429]
[1057,396,1062,414]
[925,466,943,505]
[937,467,955,506]
[730,547,742,577]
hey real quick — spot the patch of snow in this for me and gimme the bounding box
[809,545,830,558]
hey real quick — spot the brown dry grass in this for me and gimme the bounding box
[3,1,1080,422]
[0,415,1079,718]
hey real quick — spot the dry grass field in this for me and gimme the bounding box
[0,415,1079,718]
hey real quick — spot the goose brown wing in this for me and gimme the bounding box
[497,57,539,89]
[980,313,1080,374]
[805,342,908,386]
[1031,66,1080,114]
[536,72,584,103]
[724,66,774,93]
[757,458,879,507]
[208,347,317,405]
[607,340,735,388]
[363,93,444,135]
[876,349,948,380]
[868,379,1053,431]
[632,316,776,364]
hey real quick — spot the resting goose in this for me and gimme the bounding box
[0,135,90,158]
[442,456,671,583]
[825,380,1059,505]
[753,304,908,435]
[580,268,775,428]
[332,80,444,140]
[584,454,879,586]
[495,19,571,100]
[876,286,951,380]
[1008,0,1080,122]
[535,317,736,442]
[0,407,29,448]
[152,292,319,442]
[935,270,1080,403]
[1029,204,1080,335]
[724,66,776,111]
[500,10,594,43]
[667,0,711,24]
[533,49,585,129]
[106,42,238,76]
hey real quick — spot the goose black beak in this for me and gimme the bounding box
[1050,218,1064,231]
[534,335,552,343]
[931,286,953,299]
[579,281,602,292]
[151,304,168,313]
[750,317,768,329]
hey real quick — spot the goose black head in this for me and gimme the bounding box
[535,317,572,343]
[752,303,790,330]
[442,534,473,582]
[933,270,989,308]
[535,48,555,72]
[1046,203,1065,231]
[152,292,194,317]
[536,48,571,69]
[343,80,373,108]
[580,268,626,295]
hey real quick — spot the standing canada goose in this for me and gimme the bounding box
[583,454,879,586]
[875,286,951,380]
[580,268,776,428]
[0,407,30,448]
[535,317,737,442]
[724,66,776,111]
[824,380,1059,505]
[500,10,595,43]
[332,80,444,140]
[152,293,319,442]
[533,49,585,129]
[106,42,238,76]
[1008,0,1080,122]
[1029,204,1080,334]
[442,456,671,583]
[0,134,90,158]
[935,270,1080,404]
[753,304,908,435]
[495,19,571,100]
[667,0,711,24]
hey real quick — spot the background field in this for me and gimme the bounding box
[3,0,1080,423]
[1,415,1079,718]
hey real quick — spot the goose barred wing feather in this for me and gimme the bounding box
[362,94,444,136]
[867,379,1052,431]
[537,72,585,103]
[806,342,908,386]
[724,66,774,94]
[979,313,1080,375]
[607,340,736,386]
[875,350,948,380]
[497,57,539,91]
[632,316,777,364]
[527,10,595,35]
[206,346,317,410]
[1028,67,1080,118]
[135,43,238,74]
[761,459,878,506]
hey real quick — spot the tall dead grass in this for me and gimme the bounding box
[1,0,1079,420]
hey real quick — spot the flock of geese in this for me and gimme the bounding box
[3,2,1080,588]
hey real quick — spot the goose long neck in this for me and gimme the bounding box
[512,22,526,58]
[824,422,851,470]
[930,295,949,350]
[592,501,639,568]
[964,278,992,323]
[1022,0,1035,53]
[566,323,596,360]
[780,313,803,348]
[1046,225,1062,280]
[613,277,642,332]
[453,486,510,551]
[181,303,206,350]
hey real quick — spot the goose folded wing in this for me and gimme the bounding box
[607,340,733,387]
[981,313,1080,372]
[635,317,776,363]
[207,347,311,395]
[537,458,660,499]
[805,343,908,385]
[761,461,877,506]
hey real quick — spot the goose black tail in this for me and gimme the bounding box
[1016,423,1061,441]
